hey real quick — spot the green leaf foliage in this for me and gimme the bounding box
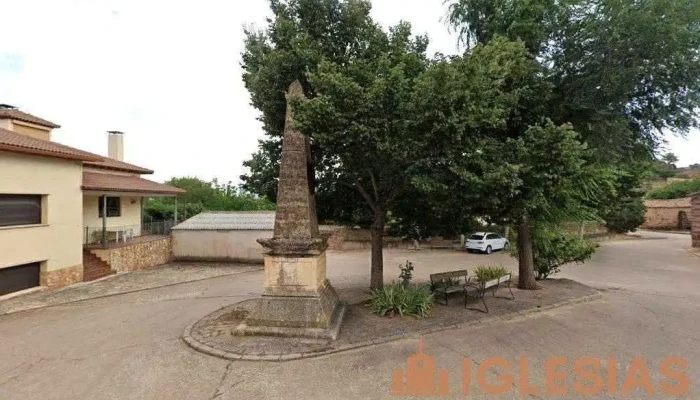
[445,0,700,232]
[473,266,510,283]
[429,277,461,292]
[144,177,274,222]
[510,226,598,279]
[368,283,434,317]
[603,198,646,234]
[398,260,415,287]
[647,179,700,200]
[240,0,700,290]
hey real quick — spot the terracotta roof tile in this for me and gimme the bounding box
[644,198,692,208]
[83,158,154,174]
[82,171,185,195]
[0,108,61,128]
[0,128,102,161]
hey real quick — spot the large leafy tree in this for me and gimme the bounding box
[445,0,700,287]
[293,22,429,289]
[411,37,599,289]
[241,0,430,289]
[240,0,378,210]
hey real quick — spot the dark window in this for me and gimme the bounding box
[98,196,121,217]
[0,262,40,296]
[486,234,498,240]
[0,194,42,227]
[469,234,484,240]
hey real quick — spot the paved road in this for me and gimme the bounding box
[0,232,697,399]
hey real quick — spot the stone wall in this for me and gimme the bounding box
[41,264,83,288]
[692,196,700,248]
[91,237,171,273]
[642,207,691,229]
[320,227,453,250]
[321,228,347,250]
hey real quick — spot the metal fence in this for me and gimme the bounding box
[84,220,175,245]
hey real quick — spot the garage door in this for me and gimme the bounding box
[0,262,40,296]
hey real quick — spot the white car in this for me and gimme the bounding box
[465,232,509,254]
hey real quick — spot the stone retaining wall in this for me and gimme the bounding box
[91,237,171,273]
[321,227,455,251]
[642,206,691,229]
[41,264,83,288]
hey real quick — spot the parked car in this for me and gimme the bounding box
[465,232,509,254]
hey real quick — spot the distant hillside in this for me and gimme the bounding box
[646,178,700,199]
[674,163,700,178]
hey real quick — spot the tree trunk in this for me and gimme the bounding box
[370,209,387,290]
[517,216,538,290]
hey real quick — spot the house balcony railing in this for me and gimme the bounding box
[84,220,175,246]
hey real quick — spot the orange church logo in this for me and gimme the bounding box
[390,339,689,397]
[391,339,450,397]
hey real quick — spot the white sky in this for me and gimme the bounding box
[0,0,697,184]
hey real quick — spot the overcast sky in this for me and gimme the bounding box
[0,0,697,183]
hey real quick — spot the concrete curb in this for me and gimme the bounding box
[182,291,603,362]
[0,266,263,317]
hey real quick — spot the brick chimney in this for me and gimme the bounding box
[107,131,124,161]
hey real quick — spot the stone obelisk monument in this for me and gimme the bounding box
[235,81,345,340]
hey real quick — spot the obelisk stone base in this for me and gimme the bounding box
[234,253,346,340]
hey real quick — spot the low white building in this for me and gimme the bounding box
[171,211,275,263]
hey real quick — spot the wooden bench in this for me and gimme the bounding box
[464,273,514,313]
[429,270,469,306]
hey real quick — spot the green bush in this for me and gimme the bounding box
[509,226,598,279]
[474,266,510,283]
[604,198,646,233]
[143,176,276,222]
[532,230,597,279]
[369,284,434,317]
[429,277,461,291]
[398,260,415,287]
[647,178,700,199]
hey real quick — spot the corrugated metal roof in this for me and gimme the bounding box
[172,211,276,231]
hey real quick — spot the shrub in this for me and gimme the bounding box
[429,277,461,291]
[604,198,645,233]
[369,284,434,317]
[398,260,415,287]
[646,178,700,199]
[509,226,598,279]
[532,229,597,279]
[474,266,510,283]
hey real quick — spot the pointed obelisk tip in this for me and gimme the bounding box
[288,80,304,97]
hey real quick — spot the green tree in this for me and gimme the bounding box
[240,0,378,204]
[144,177,274,222]
[293,22,430,289]
[599,161,650,233]
[662,152,680,166]
[241,0,437,289]
[412,37,603,289]
[446,0,700,287]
